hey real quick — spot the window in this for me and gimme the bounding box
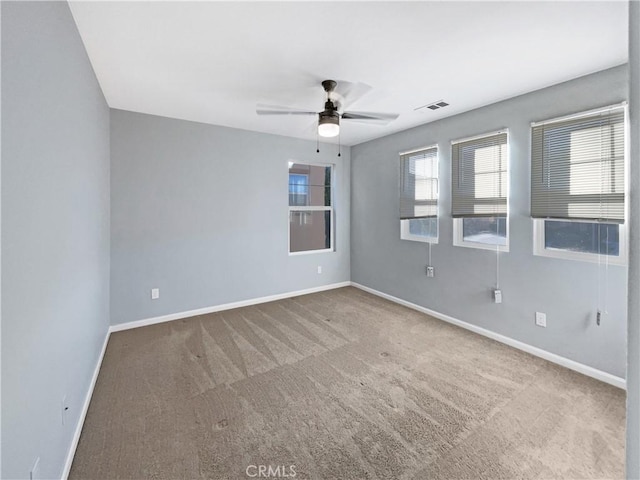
[399,146,438,243]
[451,130,509,251]
[531,105,626,264]
[288,162,333,254]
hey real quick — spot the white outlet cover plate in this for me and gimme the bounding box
[493,289,502,304]
[535,312,547,327]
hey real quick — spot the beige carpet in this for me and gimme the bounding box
[70,287,625,479]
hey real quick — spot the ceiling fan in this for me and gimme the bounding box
[256,80,399,138]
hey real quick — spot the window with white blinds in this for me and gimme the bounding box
[531,105,625,223]
[451,131,508,218]
[399,146,438,220]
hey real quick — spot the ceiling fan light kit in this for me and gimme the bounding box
[318,111,340,137]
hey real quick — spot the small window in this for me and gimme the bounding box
[533,219,626,265]
[531,105,626,264]
[399,146,438,243]
[451,130,509,251]
[288,162,333,254]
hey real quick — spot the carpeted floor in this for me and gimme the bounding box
[70,287,625,480]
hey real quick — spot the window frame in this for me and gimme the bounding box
[399,145,439,244]
[288,161,335,256]
[533,218,627,266]
[451,129,510,252]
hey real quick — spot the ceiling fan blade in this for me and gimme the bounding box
[342,111,399,124]
[256,104,317,116]
[334,81,373,110]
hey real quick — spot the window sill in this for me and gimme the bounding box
[533,248,626,266]
[289,248,334,256]
[453,240,509,252]
[401,235,438,244]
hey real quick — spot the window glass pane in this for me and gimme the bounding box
[403,218,437,239]
[289,164,331,206]
[544,220,619,256]
[288,174,308,206]
[462,217,507,245]
[289,210,331,253]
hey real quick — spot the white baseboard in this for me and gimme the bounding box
[350,282,626,390]
[61,328,111,479]
[110,281,352,333]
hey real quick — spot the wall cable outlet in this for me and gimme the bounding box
[493,289,502,304]
[426,266,435,278]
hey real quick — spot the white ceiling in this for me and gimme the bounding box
[68,1,628,146]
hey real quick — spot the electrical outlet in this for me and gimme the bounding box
[151,288,160,300]
[535,311,547,327]
[30,457,40,480]
[493,289,502,304]
[317,266,322,274]
[426,266,435,278]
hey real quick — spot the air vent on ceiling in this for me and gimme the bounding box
[415,100,449,112]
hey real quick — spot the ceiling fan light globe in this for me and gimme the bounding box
[318,122,340,137]
[318,113,340,137]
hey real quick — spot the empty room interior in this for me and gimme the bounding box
[2,1,640,479]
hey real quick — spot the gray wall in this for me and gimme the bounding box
[110,110,350,325]
[0,2,4,475]
[1,2,110,479]
[627,1,639,477]
[351,65,628,378]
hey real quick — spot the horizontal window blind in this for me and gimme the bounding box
[451,131,508,218]
[531,106,625,223]
[399,146,438,220]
